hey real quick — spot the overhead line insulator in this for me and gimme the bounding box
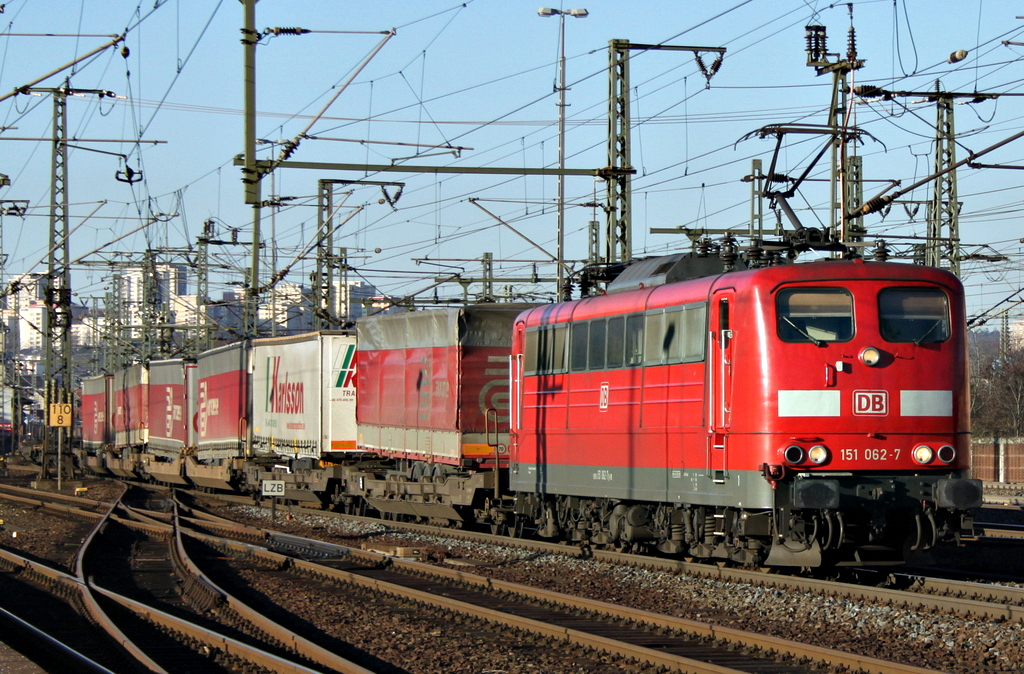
[266,27,310,37]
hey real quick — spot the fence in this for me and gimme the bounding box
[971,438,1024,483]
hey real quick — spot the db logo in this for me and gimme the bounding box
[854,390,888,416]
[599,383,610,411]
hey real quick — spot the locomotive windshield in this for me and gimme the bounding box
[776,288,854,344]
[878,287,949,344]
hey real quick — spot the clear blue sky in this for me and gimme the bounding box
[1,0,1023,325]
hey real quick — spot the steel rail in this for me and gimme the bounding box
[0,490,106,519]
[74,483,169,674]
[259,494,1024,618]
[0,604,116,673]
[169,502,375,674]
[191,491,1024,623]
[0,491,167,673]
[185,527,943,674]
[87,584,325,674]
[0,482,113,509]
[87,488,1024,626]
[111,501,376,674]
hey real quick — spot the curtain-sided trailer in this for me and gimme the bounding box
[245,331,360,506]
[352,305,530,520]
[140,358,195,485]
[80,374,112,475]
[191,341,249,489]
[108,364,148,477]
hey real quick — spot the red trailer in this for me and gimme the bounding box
[141,358,195,485]
[357,305,528,469]
[80,374,111,451]
[196,342,249,458]
[190,342,249,490]
[111,364,148,450]
[147,359,195,455]
[79,374,112,476]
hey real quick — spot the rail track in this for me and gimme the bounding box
[154,493,953,674]
[0,482,950,673]
[196,490,1024,622]
[0,481,370,673]
[3,479,1024,671]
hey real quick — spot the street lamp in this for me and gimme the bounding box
[538,7,588,301]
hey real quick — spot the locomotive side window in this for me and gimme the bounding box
[680,304,707,361]
[643,303,707,365]
[776,288,853,343]
[589,320,607,369]
[644,312,666,364]
[606,317,625,368]
[570,322,589,372]
[879,288,949,344]
[524,324,568,375]
[626,314,644,366]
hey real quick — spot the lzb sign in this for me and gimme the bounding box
[48,403,72,427]
[261,480,286,497]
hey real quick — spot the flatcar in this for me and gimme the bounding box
[509,254,981,566]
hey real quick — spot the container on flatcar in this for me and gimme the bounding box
[191,341,249,489]
[510,255,981,566]
[250,331,357,461]
[357,305,529,467]
[140,358,195,485]
[79,374,112,476]
[352,305,530,520]
[109,363,148,477]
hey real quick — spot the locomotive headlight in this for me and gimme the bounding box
[936,445,956,464]
[859,346,882,367]
[783,445,805,465]
[807,445,830,465]
[912,444,934,464]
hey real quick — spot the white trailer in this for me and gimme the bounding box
[250,331,357,461]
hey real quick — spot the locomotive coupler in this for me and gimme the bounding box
[761,463,786,489]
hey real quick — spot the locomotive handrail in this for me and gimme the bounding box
[486,407,500,500]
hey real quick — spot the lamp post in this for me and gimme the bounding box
[538,7,587,301]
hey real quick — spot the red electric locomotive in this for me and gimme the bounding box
[509,254,981,566]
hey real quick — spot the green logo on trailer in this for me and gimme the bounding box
[335,344,357,389]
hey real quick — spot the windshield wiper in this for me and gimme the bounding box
[913,319,944,346]
[782,316,823,347]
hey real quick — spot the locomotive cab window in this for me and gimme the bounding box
[879,288,949,344]
[776,288,853,343]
